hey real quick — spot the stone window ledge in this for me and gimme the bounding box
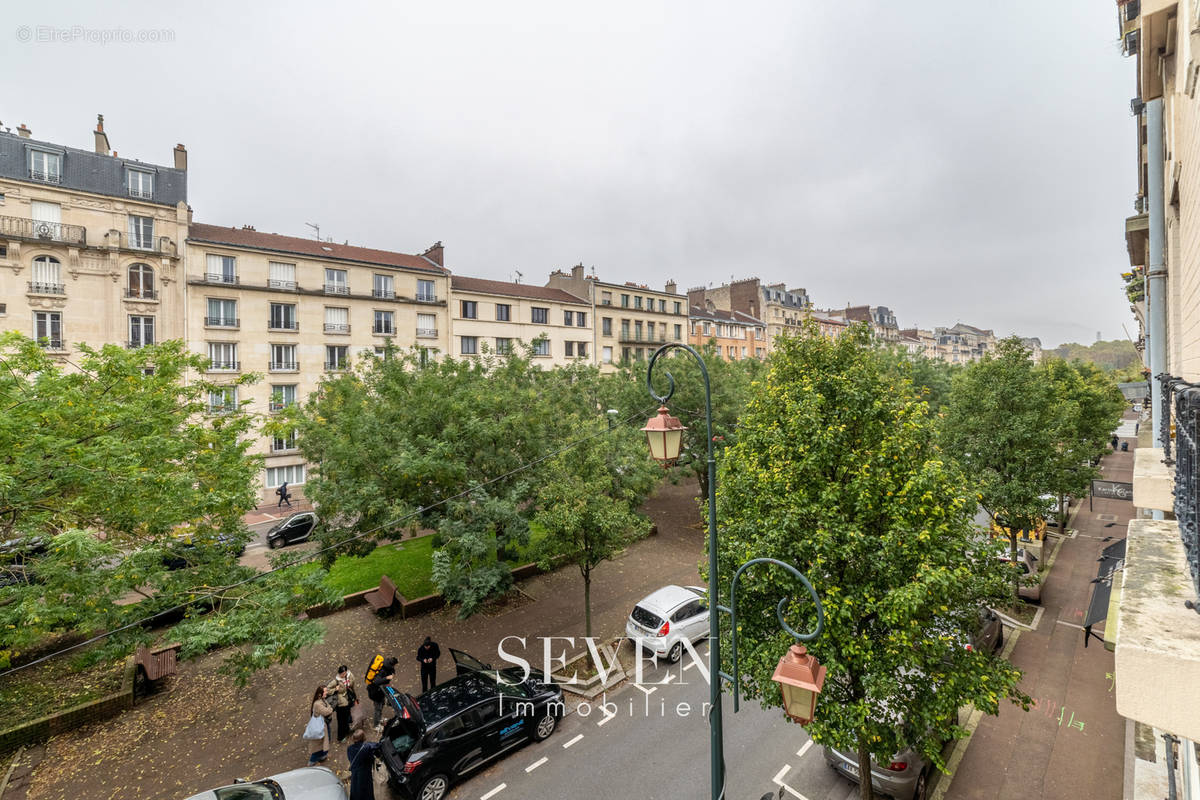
[1132,447,1174,513]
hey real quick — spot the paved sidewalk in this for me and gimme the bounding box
[942,420,1135,800]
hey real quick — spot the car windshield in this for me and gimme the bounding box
[631,605,663,630]
[214,781,281,800]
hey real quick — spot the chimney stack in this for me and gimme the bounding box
[94,114,110,155]
[571,263,584,280]
[174,143,187,171]
[422,241,444,267]
[665,280,677,294]
[17,124,31,138]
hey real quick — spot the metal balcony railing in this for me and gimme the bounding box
[125,288,157,300]
[127,186,154,199]
[269,361,298,371]
[416,293,438,303]
[268,319,299,331]
[0,215,86,245]
[122,233,166,253]
[205,317,239,328]
[209,404,238,415]
[1159,374,1200,600]
[373,288,395,299]
[268,278,297,290]
[29,168,61,184]
[324,361,348,371]
[324,283,350,296]
[324,323,350,333]
[36,338,64,350]
[126,339,154,349]
[205,272,238,285]
[416,328,438,338]
[373,326,395,336]
[28,281,65,295]
[207,360,240,372]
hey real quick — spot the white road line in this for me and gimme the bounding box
[772,763,811,800]
[480,784,507,800]
[562,734,583,749]
[597,708,617,726]
[683,661,697,671]
[661,672,675,684]
[525,757,548,772]
[633,683,657,696]
[796,740,813,758]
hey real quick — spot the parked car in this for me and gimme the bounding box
[1000,548,1042,603]
[625,584,710,663]
[182,766,346,800]
[162,531,247,570]
[267,511,318,549]
[378,649,564,800]
[0,535,48,587]
[823,733,943,800]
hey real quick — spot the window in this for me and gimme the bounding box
[30,256,63,294]
[742,346,748,358]
[272,430,297,452]
[621,347,631,362]
[674,301,682,315]
[601,291,613,306]
[576,342,588,358]
[126,169,153,198]
[33,311,63,349]
[648,322,656,339]
[269,261,296,290]
[270,384,297,412]
[417,279,436,302]
[206,254,237,284]
[417,313,437,338]
[658,300,666,313]
[564,310,574,326]
[621,320,630,339]
[533,339,550,356]
[265,464,305,488]
[576,312,587,327]
[620,294,630,308]
[634,296,643,310]
[531,307,548,324]
[29,150,61,183]
[461,336,478,355]
[602,346,613,364]
[208,386,238,414]
[495,338,512,354]
[324,268,349,295]
[128,316,154,348]
[324,307,350,333]
[374,310,395,334]
[208,342,238,371]
[373,274,395,299]
[269,303,297,330]
[602,317,612,336]
[565,341,574,357]
[127,263,155,299]
[270,344,297,371]
[128,215,154,250]
[461,300,478,319]
[325,345,349,370]
[495,304,511,321]
[31,200,61,240]
[635,321,643,340]
[206,298,238,327]
[635,348,644,361]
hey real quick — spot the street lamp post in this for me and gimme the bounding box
[642,343,825,800]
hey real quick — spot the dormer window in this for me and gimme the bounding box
[29,150,61,183]
[127,169,154,199]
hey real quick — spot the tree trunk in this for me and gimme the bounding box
[856,729,876,800]
[583,568,592,640]
[1057,493,1068,531]
[1010,530,1020,605]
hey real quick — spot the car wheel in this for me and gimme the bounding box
[268,536,283,549]
[418,774,450,800]
[534,712,557,740]
[667,642,683,663]
[912,768,929,800]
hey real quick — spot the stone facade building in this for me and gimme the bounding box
[449,276,591,365]
[688,303,766,360]
[687,278,810,352]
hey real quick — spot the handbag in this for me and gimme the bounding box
[303,713,325,740]
[347,686,358,706]
[372,755,388,786]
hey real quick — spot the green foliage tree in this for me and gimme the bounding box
[1050,339,1139,371]
[431,491,527,617]
[715,327,1025,800]
[0,335,339,681]
[877,345,960,413]
[940,338,1063,603]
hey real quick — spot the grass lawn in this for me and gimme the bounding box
[324,535,436,599]
[0,653,126,730]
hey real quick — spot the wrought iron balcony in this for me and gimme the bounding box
[269,361,299,372]
[268,319,299,331]
[416,293,438,303]
[416,328,438,338]
[618,331,669,345]
[28,281,65,295]
[125,288,157,300]
[126,339,155,349]
[324,361,348,372]
[208,403,238,415]
[127,186,154,200]
[268,401,292,413]
[121,233,166,253]
[36,338,64,351]
[204,272,239,285]
[373,288,395,299]
[324,283,350,296]
[206,360,240,372]
[205,317,239,328]
[324,323,350,333]
[1,215,86,246]
[268,278,297,291]
[29,168,61,184]
[1157,374,1200,599]
[373,326,396,336]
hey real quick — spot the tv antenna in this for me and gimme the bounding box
[513,269,524,283]
[305,222,320,241]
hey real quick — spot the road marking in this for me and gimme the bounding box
[661,672,675,684]
[633,683,657,696]
[683,661,697,671]
[796,740,813,758]
[562,734,583,749]
[525,757,548,773]
[771,763,811,800]
[597,707,617,726]
[772,765,791,784]
[480,784,506,800]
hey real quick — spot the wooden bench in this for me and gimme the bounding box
[364,574,399,616]
[134,642,181,695]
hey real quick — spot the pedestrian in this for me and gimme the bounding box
[346,728,381,800]
[368,656,398,732]
[416,636,441,693]
[276,481,291,508]
[1111,434,1120,451]
[326,664,357,743]
[306,686,333,765]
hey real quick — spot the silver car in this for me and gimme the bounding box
[182,766,347,800]
[625,584,709,663]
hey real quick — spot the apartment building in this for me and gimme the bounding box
[688,278,810,352]
[688,303,766,360]
[826,305,901,342]
[0,117,188,355]
[806,310,851,340]
[546,264,687,370]
[1115,0,1200,793]
[185,224,450,500]
[899,328,940,360]
[449,275,592,365]
[934,323,996,362]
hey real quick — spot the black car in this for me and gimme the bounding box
[0,535,48,587]
[379,649,564,800]
[161,531,247,570]
[266,511,318,549]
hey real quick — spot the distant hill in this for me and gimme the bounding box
[1050,339,1139,371]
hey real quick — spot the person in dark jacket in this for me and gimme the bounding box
[417,636,441,693]
[368,656,398,732]
[346,728,380,800]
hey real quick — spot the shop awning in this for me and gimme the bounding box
[1084,538,1126,648]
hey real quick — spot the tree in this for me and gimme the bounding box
[532,413,656,638]
[714,327,1024,800]
[940,338,1063,604]
[431,490,527,617]
[0,335,339,682]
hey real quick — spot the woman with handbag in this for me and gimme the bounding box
[304,686,334,765]
[346,728,382,800]
[326,664,357,743]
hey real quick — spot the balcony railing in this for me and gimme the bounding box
[36,338,64,351]
[269,361,299,372]
[324,323,350,333]
[209,404,238,415]
[207,360,240,372]
[268,278,297,291]
[127,187,154,199]
[324,283,350,296]
[205,272,239,285]
[126,339,155,349]
[28,281,65,295]
[373,288,395,299]
[121,234,165,253]
[1,215,87,246]
[416,328,438,338]
[268,401,292,413]
[324,361,348,372]
[125,288,157,300]
[269,319,299,331]
[618,331,669,345]
[1158,374,1200,600]
[205,317,239,328]
[29,169,61,184]
[416,293,438,303]
[373,326,395,336]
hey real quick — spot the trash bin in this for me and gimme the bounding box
[1121,441,1129,451]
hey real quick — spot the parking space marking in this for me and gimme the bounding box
[771,764,811,800]
[480,784,507,800]
[562,734,584,749]
[525,757,548,773]
[661,672,675,684]
[683,661,697,671]
[796,740,813,758]
[772,765,791,784]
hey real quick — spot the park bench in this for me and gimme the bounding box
[134,642,181,695]
[364,574,399,616]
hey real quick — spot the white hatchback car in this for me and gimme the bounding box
[182,767,347,800]
[625,584,710,663]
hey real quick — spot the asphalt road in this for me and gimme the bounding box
[440,646,861,800]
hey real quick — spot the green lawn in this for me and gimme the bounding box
[324,535,436,599]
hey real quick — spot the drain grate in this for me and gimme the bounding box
[1096,514,1119,523]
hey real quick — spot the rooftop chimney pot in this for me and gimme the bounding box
[94,114,110,155]
[173,143,187,171]
[17,124,31,138]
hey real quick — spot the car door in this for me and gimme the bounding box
[450,648,494,677]
[428,711,486,777]
[671,599,708,643]
[466,698,512,766]
[284,512,316,544]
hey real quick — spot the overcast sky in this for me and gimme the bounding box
[2,1,1136,348]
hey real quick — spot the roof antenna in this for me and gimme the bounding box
[513,269,523,284]
[305,222,320,241]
